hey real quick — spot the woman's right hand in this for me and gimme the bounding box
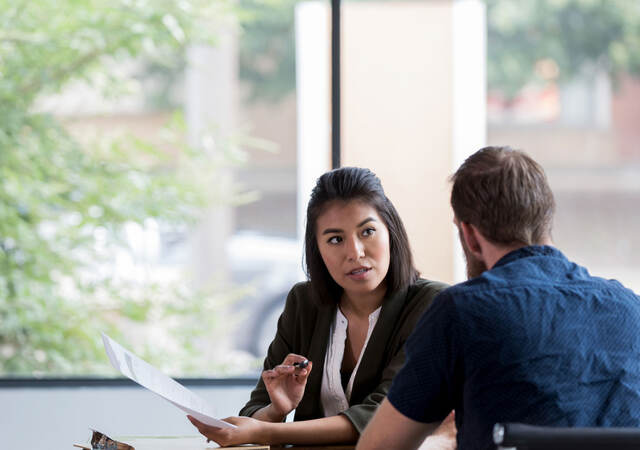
[262,353,313,419]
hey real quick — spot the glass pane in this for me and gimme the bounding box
[486,0,640,292]
[0,0,314,377]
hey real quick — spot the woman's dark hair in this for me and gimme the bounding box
[304,167,418,305]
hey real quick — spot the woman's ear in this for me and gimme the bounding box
[459,221,483,257]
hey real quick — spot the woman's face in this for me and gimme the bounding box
[315,200,391,301]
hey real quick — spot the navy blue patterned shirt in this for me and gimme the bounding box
[388,246,640,450]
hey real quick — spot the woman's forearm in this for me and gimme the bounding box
[262,414,359,445]
[251,404,287,423]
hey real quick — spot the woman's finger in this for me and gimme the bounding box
[187,416,218,433]
[262,367,293,383]
[187,415,204,430]
[187,415,231,445]
[273,365,295,375]
[282,353,308,365]
[294,360,313,384]
[187,416,212,436]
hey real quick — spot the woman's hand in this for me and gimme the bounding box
[187,415,269,447]
[262,353,313,419]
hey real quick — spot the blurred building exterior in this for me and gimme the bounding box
[34,0,640,373]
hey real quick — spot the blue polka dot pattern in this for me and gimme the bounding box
[388,246,640,450]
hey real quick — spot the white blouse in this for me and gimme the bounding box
[320,305,382,417]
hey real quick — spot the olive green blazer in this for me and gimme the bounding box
[239,278,447,433]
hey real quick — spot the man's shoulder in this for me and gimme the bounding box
[442,247,585,297]
[437,253,640,315]
[580,274,640,304]
[437,275,497,301]
[430,252,564,315]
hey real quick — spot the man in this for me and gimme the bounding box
[357,146,640,450]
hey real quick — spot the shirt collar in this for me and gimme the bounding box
[493,245,564,269]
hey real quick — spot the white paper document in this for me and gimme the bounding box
[101,332,235,429]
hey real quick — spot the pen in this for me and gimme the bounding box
[293,359,309,369]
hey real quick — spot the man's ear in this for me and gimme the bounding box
[459,221,483,257]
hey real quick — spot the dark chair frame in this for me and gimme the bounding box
[494,422,640,450]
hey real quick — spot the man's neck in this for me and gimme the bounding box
[485,237,553,270]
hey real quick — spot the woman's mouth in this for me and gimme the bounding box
[347,267,371,280]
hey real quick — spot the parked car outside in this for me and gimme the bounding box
[225,232,305,358]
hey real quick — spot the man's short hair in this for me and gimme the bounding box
[450,146,555,246]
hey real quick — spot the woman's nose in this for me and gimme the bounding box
[346,237,365,260]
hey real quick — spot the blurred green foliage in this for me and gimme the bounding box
[487,0,640,99]
[235,0,640,103]
[237,0,298,103]
[10,0,638,377]
[0,0,253,376]
[132,0,300,107]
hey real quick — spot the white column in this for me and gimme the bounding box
[338,1,486,284]
[452,0,487,282]
[185,28,238,284]
[294,1,485,283]
[295,2,331,249]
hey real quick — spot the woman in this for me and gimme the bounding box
[188,167,449,446]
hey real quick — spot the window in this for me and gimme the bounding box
[1,0,311,377]
[4,0,638,379]
[486,0,640,293]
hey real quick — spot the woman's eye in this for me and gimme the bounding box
[362,227,375,237]
[328,236,342,244]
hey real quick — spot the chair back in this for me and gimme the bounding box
[493,422,640,450]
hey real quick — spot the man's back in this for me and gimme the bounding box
[387,245,640,450]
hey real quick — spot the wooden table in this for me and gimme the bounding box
[273,446,355,450]
[75,436,355,450]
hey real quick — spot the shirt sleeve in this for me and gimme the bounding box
[341,281,448,433]
[340,343,408,432]
[387,290,460,424]
[238,285,300,418]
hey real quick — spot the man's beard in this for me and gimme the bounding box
[464,247,487,279]
[459,230,488,279]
